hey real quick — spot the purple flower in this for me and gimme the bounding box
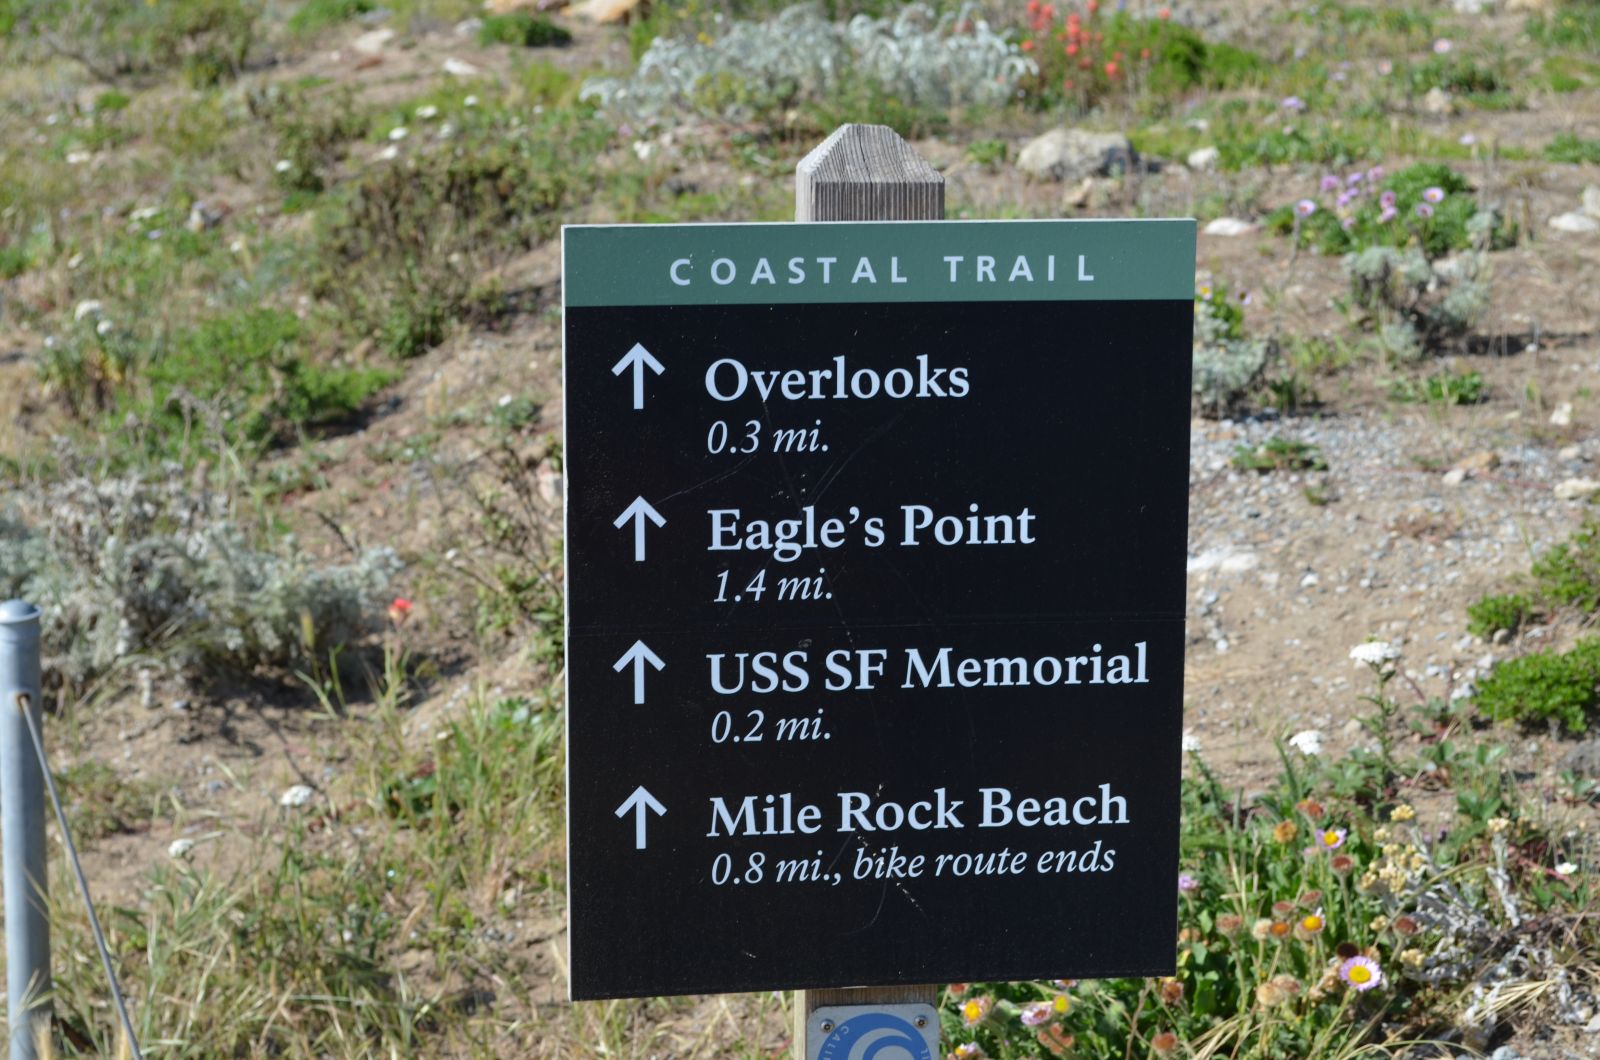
[1336,190,1356,208]
[1422,186,1445,204]
[1295,199,1317,218]
[1380,190,1397,209]
[1377,59,1393,75]
[1281,95,1306,112]
[1020,1001,1054,1026]
[1367,165,1384,182]
[1339,956,1384,991]
[1416,202,1434,218]
[1460,133,1478,146]
[1341,217,1356,230]
[1320,174,1341,192]
[1433,37,1452,53]
[1379,205,1398,222]
[1347,171,1364,186]
[1178,872,1198,893]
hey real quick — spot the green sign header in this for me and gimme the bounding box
[563,219,1196,307]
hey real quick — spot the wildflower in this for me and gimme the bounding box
[1460,132,1478,146]
[951,1044,985,1060]
[1256,980,1288,1007]
[274,158,294,173]
[1157,4,1170,16]
[1335,941,1361,960]
[1052,993,1071,1014]
[1390,804,1415,823]
[1349,641,1400,666]
[1021,38,1035,50]
[1273,820,1299,843]
[388,597,415,625]
[1296,798,1325,820]
[1295,910,1327,939]
[1140,46,1151,59]
[1347,171,1364,186]
[1105,61,1120,77]
[1379,205,1398,223]
[1020,1001,1054,1026]
[1267,920,1292,941]
[1298,890,1323,908]
[1320,174,1340,192]
[1369,914,1389,933]
[1159,978,1184,1004]
[1392,914,1420,937]
[1051,980,1077,990]
[1281,95,1306,112]
[1336,189,1356,208]
[1433,37,1452,53]
[1486,816,1511,835]
[1416,202,1434,219]
[1216,914,1244,937]
[1287,729,1323,755]
[1178,873,1198,894]
[1318,827,1347,851]
[1400,948,1424,969]
[948,983,969,995]
[96,319,113,336]
[1152,1031,1180,1054]
[1367,165,1384,182]
[1272,900,1296,917]
[73,299,104,321]
[1181,731,1201,753]
[1341,217,1356,231]
[1270,974,1303,997]
[961,996,992,1026]
[1556,861,1578,875]
[1422,186,1445,204]
[388,126,409,141]
[1330,854,1355,876]
[416,104,439,119]
[1250,918,1273,941]
[1339,956,1383,991]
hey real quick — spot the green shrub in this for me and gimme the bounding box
[1231,437,1328,473]
[1475,640,1600,733]
[1269,163,1513,258]
[1388,369,1486,405]
[12,0,259,86]
[1466,593,1534,639]
[287,0,375,34]
[1544,132,1600,164]
[1192,280,1274,417]
[251,84,371,196]
[1528,0,1600,49]
[478,11,571,47]
[1531,520,1600,611]
[1404,54,1511,99]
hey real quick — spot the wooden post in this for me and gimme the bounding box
[791,122,943,1059]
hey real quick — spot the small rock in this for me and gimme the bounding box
[442,57,481,77]
[1061,177,1094,209]
[1564,740,1600,779]
[1549,211,1600,234]
[1203,217,1258,236]
[454,16,483,35]
[168,838,196,859]
[1561,444,1585,461]
[1492,628,1511,645]
[1584,186,1600,220]
[1442,467,1468,487]
[1452,0,1495,11]
[1422,87,1454,115]
[1555,477,1600,501]
[1016,128,1137,183]
[169,698,190,712]
[1300,572,1319,588]
[1454,450,1500,473]
[1551,401,1574,427]
[1187,546,1259,575]
[1186,145,1220,171]
[350,27,394,54]
[186,201,223,233]
[279,784,316,809]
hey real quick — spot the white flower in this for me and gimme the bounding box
[416,104,439,119]
[73,299,103,321]
[1288,729,1325,756]
[463,94,479,107]
[378,144,400,161]
[168,838,196,859]
[1556,862,1578,875]
[279,784,315,808]
[1181,731,1201,753]
[388,125,409,141]
[95,319,113,336]
[274,158,293,173]
[229,239,245,254]
[1350,641,1402,667]
[66,150,92,165]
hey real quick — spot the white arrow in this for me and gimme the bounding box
[613,496,665,562]
[615,786,667,850]
[611,343,665,410]
[613,640,665,705]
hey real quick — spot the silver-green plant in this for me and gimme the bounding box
[1193,281,1274,417]
[1343,212,1494,363]
[580,3,1033,128]
[0,461,399,686]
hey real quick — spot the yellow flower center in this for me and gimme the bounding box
[1323,830,1339,846]
[1348,965,1371,984]
[1053,995,1070,1013]
[1302,915,1323,931]
[963,1000,982,1021]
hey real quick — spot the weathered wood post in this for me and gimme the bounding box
[791,122,942,1058]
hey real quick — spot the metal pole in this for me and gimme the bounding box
[0,600,49,1060]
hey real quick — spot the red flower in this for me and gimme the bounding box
[1021,38,1035,50]
[1157,5,1170,17]
[1104,60,1119,76]
[387,597,414,625]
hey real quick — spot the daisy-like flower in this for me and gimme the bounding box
[1052,993,1071,1014]
[1267,920,1292,942]
[1152,1031,1180,1054]
[1020,1001,1054,1026]
[1422,186,1446,204]
[1433,37,1452,53]
[1379,205,1398,223]
[1273,820,1299,843]
[1349,641,1401,666]
[1281,95,1307,112]
[1256,980,1288,1007]
[1296,798,1325,820]
[951,1044,985,1060]
[1298,890,1324,908]
[1335,940,1361,960]
[1416,202,1434,219]
[1294,198,1317,218]
[1556,861,1578,875]
[960,997,992,1027]
[1320,174,1341,192]
[1390,804,1415,822]
[1330,853,1356,876]
[1178,873,1199,893]
[1318,827,1347,851]
[1216,913,1244,937]
[1250,918,1274,941]
[1159,979,1184,1004]
[1295,909,1327,939]
[1339,956,1383,991]
[1380,190,1397,209]
[1287,729,1324,756]
[1391,914,1421,937]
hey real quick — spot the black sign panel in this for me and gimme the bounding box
[563,220,1195,1000]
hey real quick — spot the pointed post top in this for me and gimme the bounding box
[795,123,944,223]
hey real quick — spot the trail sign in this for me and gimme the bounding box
[563,219,1196,1001]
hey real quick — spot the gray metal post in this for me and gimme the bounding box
[0,600,49,1060]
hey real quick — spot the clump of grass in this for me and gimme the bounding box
[1388,369,1487,406]
[10,0,258,86]
[1466,593,1534,640]
[1544,132,1600,164]
[287,0,376,35]
[1531,519,1600,612]
[1232,438,1328,473]
[478,10,572,47]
